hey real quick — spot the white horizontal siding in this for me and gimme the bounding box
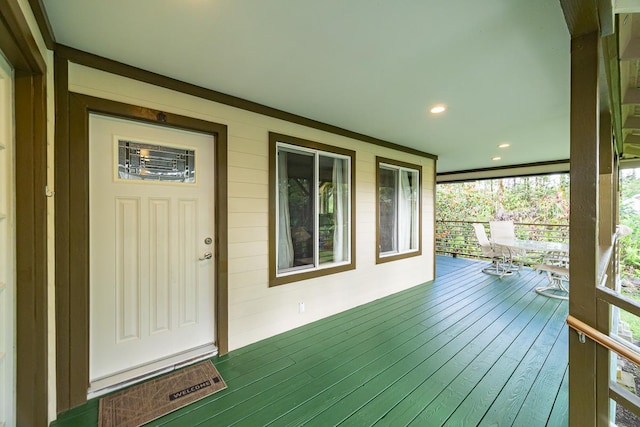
[228,226,268,243]
[68,63,435,352]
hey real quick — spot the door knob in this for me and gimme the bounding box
[199,252,212,261]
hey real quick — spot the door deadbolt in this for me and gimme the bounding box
[204,237,213,245]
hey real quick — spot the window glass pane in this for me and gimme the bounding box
[272,136,354,284]
[379,167,398,253]
[278,149,315,272]
[378,163,420,258]
[401,169,419,250]
[319,155,349,264]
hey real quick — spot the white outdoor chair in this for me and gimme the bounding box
[489,220,516,241]
[534,250,569,300]
[472,223,512,277]
[489,220,525,270]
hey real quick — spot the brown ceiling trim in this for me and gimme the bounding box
[55,44,438,161]
[437,159,570,183]
[27,0,55,50]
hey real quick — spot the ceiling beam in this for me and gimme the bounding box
[560,0,600,38]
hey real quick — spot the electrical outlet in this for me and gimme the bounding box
[298,302,305,313]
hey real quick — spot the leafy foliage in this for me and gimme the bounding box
[619,169,640,278]
[437,174,570,224]
[435,175,570,258]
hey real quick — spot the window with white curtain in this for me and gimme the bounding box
[377,158,421,262]
[270,133,355,286]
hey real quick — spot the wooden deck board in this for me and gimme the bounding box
[512,322,569,426]
[416,298,567,427]
[186,269,512,425]
[295,274,541,426]
[477,293,568,426]
[546,366,569,426]
[368,280,555,426]
[50,256,568,427]
[436,254,479,277]
[428,301,563,426]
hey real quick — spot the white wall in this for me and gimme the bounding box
[68,63,435,351]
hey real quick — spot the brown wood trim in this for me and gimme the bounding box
[67,90,90,410]
[54,44,437,161]
[1,1,48,425]
[560,0,599,38]
[15,72,48,427]
[375,156,423,265]
[27,0,55,49]
[432,162,437,277]
[437,159,570,178]
[54,51,72,412]
[597,111,615,424]
[0,0,45,73]
[599,113,614,245]
[215,120,229,356]
[59,92,229,411]
[268,132,356,287]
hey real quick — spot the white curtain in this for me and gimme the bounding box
[410,171,418,248]
[332,158,348,262]
[398,170,413,251]
[277,151,294,270]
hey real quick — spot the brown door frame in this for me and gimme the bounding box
[54,89,229,411]
[0,1,48,425]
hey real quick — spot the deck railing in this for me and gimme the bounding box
[436,220,570,260]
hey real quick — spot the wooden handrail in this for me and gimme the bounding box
[567,315,640,366]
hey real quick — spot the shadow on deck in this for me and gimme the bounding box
[53,255,568,426]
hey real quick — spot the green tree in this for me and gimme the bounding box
[437,174,569,225]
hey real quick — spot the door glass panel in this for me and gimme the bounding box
[118,139,196,182]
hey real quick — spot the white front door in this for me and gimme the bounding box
[89,114,216,394]
[0,52,15,427]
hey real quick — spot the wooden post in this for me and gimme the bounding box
[568,30,601,427]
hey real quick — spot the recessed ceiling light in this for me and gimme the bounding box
[492,156,502,161]
[498,143,510,148]
[430,104,446,114]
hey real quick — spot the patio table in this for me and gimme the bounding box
[493,239,569,300]
[493,239,569,254]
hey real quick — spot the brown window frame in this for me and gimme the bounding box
[269,132,356,287]
[376,156,422,264]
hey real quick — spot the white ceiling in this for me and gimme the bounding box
[41,0,570,173]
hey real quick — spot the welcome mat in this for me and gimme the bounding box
[99,360,226,427]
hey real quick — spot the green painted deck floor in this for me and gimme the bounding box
[52,256,568,426]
